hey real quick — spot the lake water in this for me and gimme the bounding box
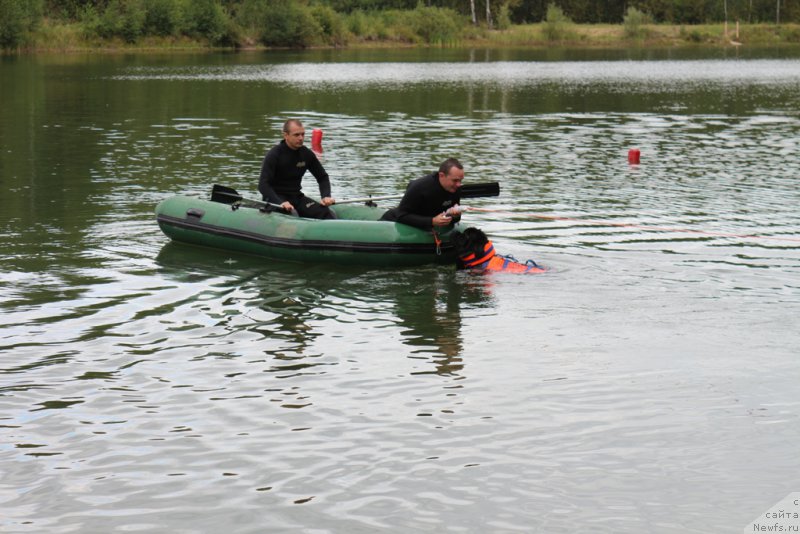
[1,47,799,533]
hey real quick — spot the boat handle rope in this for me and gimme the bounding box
[432,229,442,255]
[466,207,800,243]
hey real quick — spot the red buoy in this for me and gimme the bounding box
[628,148,640,164]
[311,129,323,154]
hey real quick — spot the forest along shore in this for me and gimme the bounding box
[2,1,800,53]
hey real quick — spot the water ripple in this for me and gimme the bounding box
[3,56,800,534]
[116,60,800,91]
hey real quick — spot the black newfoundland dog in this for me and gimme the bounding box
[451,227,545,273]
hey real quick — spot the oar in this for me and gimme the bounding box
[211,184,291,213]
[212,181,500,209]
[458,181,500,198]
[334,194,404,205]
[335,181,500,205]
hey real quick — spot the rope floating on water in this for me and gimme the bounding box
[466,208,800,243]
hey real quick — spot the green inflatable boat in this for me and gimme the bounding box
[155,186,463,266]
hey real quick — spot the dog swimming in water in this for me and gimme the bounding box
[451,227,545,273]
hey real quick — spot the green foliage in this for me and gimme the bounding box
[10,1,800,50]
[95,0,146,43]
[543,3,573,42]
[345,9,367,37]
[77,0,236,45]
[182,0,232,45]
[0,0,43,49]
[78,4,101,39]
[496,4,513,31]
[235,0,267,31]
[310,4,349,46]
[343,9,391,40]
[44,0,85,19]
[143,0,182,36]
[257,1,321,48]
[783,27,800,43]
[679,25,706,42]
[623,6,652,38]
[672,0,708,24]
[326,0,416,12]
[403,5,462,44]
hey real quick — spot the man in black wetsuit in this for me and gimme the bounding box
[380,157,464,230]
[259,119,336,219]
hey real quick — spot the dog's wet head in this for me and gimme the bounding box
[452,227,490,267]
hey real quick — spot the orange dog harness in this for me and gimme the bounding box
[459,241,545,273]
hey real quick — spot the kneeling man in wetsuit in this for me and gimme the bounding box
[259,119,336,219]
[380,157,464,230]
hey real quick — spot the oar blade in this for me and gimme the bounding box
[460,182,500,198]
[211,184,243,204]
[211,185,294,214]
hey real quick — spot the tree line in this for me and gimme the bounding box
[2,0,798,50]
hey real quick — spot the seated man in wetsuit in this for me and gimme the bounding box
[259,119,336,219]
[380,157,464,230]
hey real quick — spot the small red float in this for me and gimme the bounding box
[311,129,323,154]
[628,148,641,164]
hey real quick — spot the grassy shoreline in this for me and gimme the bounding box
[18,20,800,54]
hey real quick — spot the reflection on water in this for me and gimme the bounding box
[1,51,800,533]
[117,59,800,91]
[154,242,495,372]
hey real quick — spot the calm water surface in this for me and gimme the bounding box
[1,48,799,533]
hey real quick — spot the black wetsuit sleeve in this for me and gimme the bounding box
[392,184,437,230]
[258,145,283,204]
[380,173,460,231]
[305,149,331,199]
